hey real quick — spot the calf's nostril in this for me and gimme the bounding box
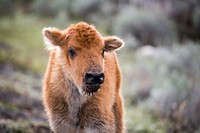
[85,73,94,84]
[98,74,104,84]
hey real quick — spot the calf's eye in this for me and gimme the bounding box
[68,48,76,58]
[102,49,105,58]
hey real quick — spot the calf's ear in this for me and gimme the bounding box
[42,27,65,50]
[104,36,124,51]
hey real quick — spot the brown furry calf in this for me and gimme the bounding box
[42,22,124,133]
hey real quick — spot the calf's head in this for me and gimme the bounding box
[43,22,123,95]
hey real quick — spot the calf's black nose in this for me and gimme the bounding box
[85,73,104,85]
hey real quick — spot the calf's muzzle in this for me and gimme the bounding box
[84,73,104,92]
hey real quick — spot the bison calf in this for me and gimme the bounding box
[42,22,124,133]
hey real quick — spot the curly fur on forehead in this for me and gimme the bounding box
[67,22,103,48]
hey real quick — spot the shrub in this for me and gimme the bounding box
[127,43,200,132]
[113,7,175,49]
[31,0,70,17]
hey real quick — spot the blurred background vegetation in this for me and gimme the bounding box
[0,0,200,133]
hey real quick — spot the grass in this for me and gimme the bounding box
[0,13,52,132]
[125,104,167,133]
[0,12,49,73]
[0,119,49,133]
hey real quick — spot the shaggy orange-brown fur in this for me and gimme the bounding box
[42,22,125,133]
